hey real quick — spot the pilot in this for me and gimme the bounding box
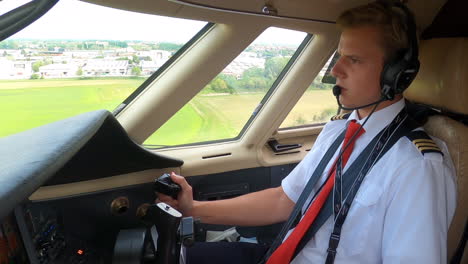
[157,2,457,264]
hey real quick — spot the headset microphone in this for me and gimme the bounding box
[332,85,341,97]
[333,85,386,111]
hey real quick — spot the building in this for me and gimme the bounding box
[82,60,129,76]
[39,63,79,78]
[222,52,265,77]
[139,61,160,76]
[0,58,33,79]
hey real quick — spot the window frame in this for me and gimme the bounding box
[113,22,215,116]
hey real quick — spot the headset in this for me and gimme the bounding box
[333,1,420,110]
[380,1,420,100]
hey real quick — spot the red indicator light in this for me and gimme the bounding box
[77,249,84,255]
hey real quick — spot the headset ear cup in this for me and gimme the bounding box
[395,60,420,94]
[381,55,401,100]
[380,49,411,100]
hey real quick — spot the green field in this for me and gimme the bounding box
[0,78,144,136]
[0,78,337,147]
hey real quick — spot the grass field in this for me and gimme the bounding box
[0,78,337,147]
[0,78,144,136]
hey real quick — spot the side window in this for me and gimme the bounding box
[279,54,337,128]
[0,0,207,138]
[144,28,308,148]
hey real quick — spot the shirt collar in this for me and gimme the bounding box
[347,98,405,137]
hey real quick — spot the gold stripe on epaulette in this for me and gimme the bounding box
[415,143,438,148]
[418,146,442,152]
[331,114,346,121]
[414,143,439,148]
[407,131,443,156]
[413,139,435,144]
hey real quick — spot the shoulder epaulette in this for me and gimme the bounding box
[330,113,351,121]
[406,130,443,156]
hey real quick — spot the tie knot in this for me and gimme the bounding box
[345,120,365,141]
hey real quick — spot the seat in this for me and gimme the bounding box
[404,38,468,263]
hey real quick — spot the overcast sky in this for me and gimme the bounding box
[0,0,306,44]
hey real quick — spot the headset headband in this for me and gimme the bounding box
[379,1,420,100]
[392,2,419,61]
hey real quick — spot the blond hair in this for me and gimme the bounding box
[337,2,410,60]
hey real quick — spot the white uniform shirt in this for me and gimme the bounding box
[282,99,457,264]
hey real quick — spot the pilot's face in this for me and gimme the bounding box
[331,25,386,111]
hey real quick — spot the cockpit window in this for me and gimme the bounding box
[0,0,207,138]
[279,53,338,129]
[144,27,308,148]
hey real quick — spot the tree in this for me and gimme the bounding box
[242,77,268,90]
[132,55,140,64]
[157,42,183,52]
[206,77,235,94]
[0,40,18,49]
[131,66,141,76]
[264,57,289,80]
[219,74,238,91]
[242,67,263,79]
[32,61,44,72]
[109,40,128,48]
[207,78,227,92]
[76,68,83,76]
[237,67,269,91]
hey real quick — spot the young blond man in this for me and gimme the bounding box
[158,2,457,263]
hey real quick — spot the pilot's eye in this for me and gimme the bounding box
[350,57,359,63]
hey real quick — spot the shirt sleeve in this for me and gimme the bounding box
[381,152,457,264]
[281,149,315,203]
[281,122,339,204]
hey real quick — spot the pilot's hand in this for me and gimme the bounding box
[156,172,194,216]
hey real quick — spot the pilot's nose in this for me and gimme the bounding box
[331,57,345,79]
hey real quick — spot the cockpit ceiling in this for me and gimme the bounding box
[81,0,446,31]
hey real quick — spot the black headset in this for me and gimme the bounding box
[379,2,420,101]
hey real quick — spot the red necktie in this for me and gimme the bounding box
[266,120,365,264]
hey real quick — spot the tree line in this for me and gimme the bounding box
[0,39,184,53]
[203,56,333,94]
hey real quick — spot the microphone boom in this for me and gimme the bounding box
[333,85,386,111]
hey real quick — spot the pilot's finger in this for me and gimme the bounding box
[156,195,179,208]
[156,192,174,202]
[170,172,191,190]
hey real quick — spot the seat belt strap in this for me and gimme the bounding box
[294,110,417,261]
[323,113,417,263]
[257,130,346,264]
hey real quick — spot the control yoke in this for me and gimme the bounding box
[113,174,194,264]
